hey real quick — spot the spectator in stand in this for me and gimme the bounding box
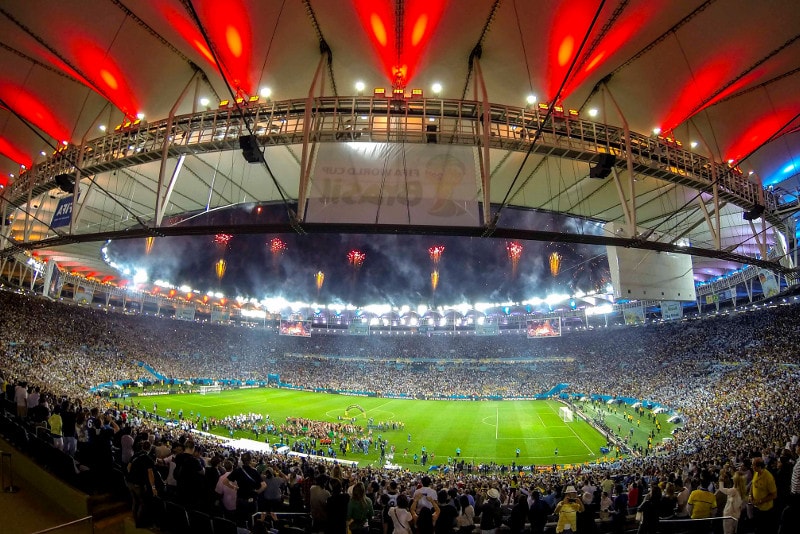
[310,473,331,533]
[554,485,584,533]
[347,482,374,534]
[224,452,265,526]
[749,457,778,534]
[389,493,414,534]
[718,471,746,534]
[636,482,661,534]
[610,484,628,534]
[477,487,502,534]
[127,439,158,528]
[326,477,350,534]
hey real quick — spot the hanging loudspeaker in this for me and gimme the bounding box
[589,153,616,179]
[54,173,75,193]
[239,135,261,163]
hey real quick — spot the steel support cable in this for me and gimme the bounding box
[182,0,296,224]
[714,66,800,107]
[490,0,607,232]
[255,0,287,95]
[0,6,120,115]
[0,42,79,83]
[577,0,718,111]
[568,0,629,88]
[302,0,337,96]
[460,0,503,101]
[109,0,222,101]
[674,33,800,129]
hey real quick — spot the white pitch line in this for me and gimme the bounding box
[534,410,546,427]
[546,402,595,456]
[496,406,499,440]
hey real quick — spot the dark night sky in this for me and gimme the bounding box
[108,206,610,306]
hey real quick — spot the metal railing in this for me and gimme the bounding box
[7,97,777,223]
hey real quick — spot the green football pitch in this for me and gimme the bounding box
[135,389,623,470]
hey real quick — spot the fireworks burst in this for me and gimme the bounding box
[215,258,227,280]
[506,241,523,276]
[428,245,445,265]
[213,233,233,250]
[269,237,287,256]
[431,270,439,291]
[549,252,562,277]
[145,236,155,255]
[315,271,325,292]
[347,250,366,269]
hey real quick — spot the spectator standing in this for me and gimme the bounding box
[554,486,584,534]
[347,482,373,534]
[749,457,778,534]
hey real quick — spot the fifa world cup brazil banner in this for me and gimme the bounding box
[306,144,480,226]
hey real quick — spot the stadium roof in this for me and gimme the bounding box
[1,0,799,290]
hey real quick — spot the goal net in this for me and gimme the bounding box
[198,384,222,395]
[559,407,574,423]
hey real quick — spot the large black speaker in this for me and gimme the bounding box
[589,153,616,179]
[239,135,261,163]
[742,204,765,221]
[54,173,75,193]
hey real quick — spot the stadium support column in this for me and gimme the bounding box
[297,53,328,221]
[70,103,111,235]
[155,72,199,227]
[689,123,721,250]
[602,84,635,236]
[472,57,492,226]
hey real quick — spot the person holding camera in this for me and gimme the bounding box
[554,486,585,534]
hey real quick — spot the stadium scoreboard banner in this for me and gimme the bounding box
[660,301,683,321]
[758,269,780,298]
[623,306,645,325]
[348,322,370,336]
[211,308,231,323]
[175,305,196,321]
[280,320,312,337]
[74,285,94,304]
[527,318,561,338]
[475,322,499,336]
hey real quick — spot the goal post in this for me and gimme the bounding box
[198,384,222,395]
[559,407,574,423]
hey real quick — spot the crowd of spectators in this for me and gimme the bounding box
[1,287,800,533]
